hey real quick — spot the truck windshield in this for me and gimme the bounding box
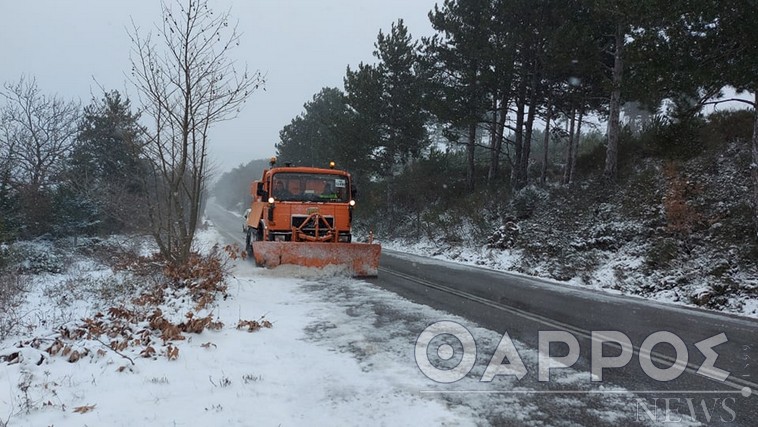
[271,172,350,202]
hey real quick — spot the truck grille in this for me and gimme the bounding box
[291,215,334,230]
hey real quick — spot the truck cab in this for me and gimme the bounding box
[244,161,356,247]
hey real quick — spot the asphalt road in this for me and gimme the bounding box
[374,250,757,418]
[207,203,758,425]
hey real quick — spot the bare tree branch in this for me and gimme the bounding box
[702,97,756,108]
[0,76,80,192]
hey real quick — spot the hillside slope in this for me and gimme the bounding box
[384,137,758,318]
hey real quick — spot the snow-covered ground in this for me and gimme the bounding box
[0,227,686,426]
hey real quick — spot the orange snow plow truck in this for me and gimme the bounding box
[243,158,381,277]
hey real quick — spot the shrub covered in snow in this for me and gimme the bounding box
[0,269,29,340]
[7,241,66,274]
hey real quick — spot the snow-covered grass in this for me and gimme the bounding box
[0,227,678,426]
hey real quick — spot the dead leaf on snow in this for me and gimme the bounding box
[166,344,179,361]
[140,346,156,358]
[73,404,96,414]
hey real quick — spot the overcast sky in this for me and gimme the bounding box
[0,0,440,174]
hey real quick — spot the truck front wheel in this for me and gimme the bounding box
[245,229,253,256]
[246,226,264,264]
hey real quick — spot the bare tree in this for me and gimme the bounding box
[0,76,80,192]
[0,110,15,197]
[0,77,80,237]
[128,0,264,264]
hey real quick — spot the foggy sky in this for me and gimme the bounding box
[0,0,439,174]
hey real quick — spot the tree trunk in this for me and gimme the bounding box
[752,91,758,240]
[466,122,477,191]
[603,23,624,181]
[571,108,584,183]
[510,79,527,191]
[563,108,576,185]
[488,97,499,184]
[540,105,552,186]
[519,77,539,190]
[488,95,508,185]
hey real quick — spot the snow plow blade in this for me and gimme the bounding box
[252,241,381,277]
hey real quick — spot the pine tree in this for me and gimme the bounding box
[343,19,429,180]
[373,19,428,173]
[424,0,493,191]
[581,0,665,180]
[699,1,758,238]
[71,91,144,190]
[276,87,360,171]
[68,90,147,234]
[344,62,385,181]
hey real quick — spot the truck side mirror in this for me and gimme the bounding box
[256,182,268,199]
[350,185,357,199]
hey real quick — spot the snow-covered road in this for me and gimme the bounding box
[0,227,704,426]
